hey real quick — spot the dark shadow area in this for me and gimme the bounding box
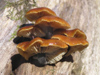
[20,23,34,28]
[11,54,73,71]
[11,54,27,71]
[13,37,32,44]
[11,54,47,71]
[61,55,73,62]
[28,53,46,67]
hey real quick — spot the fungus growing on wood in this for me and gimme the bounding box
[13,37,31,44]
[17,37,68,64]
[17,16,70,39]
[34,16,70,38]
[13,7,89,65]
[25,7,56,21]
[17,26,33,38]
[17,26,45,39]
[51,35,89,56]
[53,29,86,39]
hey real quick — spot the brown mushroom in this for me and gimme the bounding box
[17,37,68,64]
[17,26,46,39]
[40,38,68,64]
[17,38,43,60]
[53,29,87,39]
[34,16,70,39]
[13,7,89,65]
[51,35,89,56]
[17,26,33,38]
[25,7,56,21]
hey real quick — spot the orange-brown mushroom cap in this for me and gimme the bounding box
[17,38,44,60]
[25,7,56,21]
[34,16,70,39]
[53,29,87,39]
[35,16,70,30]
[17,26,46,38]
[51,35,89,56]
[17,37,68,64]
[17,26,33,38]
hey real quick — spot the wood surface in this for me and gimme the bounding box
[0,0,100,75]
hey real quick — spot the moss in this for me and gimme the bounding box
[4,0,37,41]
[5,0,37,23]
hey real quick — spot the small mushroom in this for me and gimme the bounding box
[17,38,43,60]
[25,7,56,21]
[53,29,86,39]
[17,37,68,64]
[17,26,33,38]
[34,16,70,39]
[51,35,89,56]
[17,26,46,39]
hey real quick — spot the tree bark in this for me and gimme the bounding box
[0,0,100,75]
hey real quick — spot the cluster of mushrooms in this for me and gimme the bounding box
[14,7,89,65]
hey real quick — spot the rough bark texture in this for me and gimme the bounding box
[0,0,100,75]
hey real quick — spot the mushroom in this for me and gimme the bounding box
[16,8,70,40]
[13,7,89,65]
[34,16,70,39]
[17,26,46,39]
[40,38,68,64]
[17,37,68,64]
[17,38,42,60]
[51,35,89,56]
[53,29,86,39]
[25,7,56,21]
[17,26,33,38]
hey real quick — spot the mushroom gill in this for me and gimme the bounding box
[17,26,46,39]
[34,16,70,39]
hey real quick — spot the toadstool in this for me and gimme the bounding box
[17,37,68,64]
[34,16,70,39]
[17,26,45,39]
[53,28,86,39]
[13,7,89,65]
[25,7,56,21]
[51,35,89,56]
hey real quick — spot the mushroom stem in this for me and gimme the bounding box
[46,26,53,39]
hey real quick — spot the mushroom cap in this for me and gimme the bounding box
[51,35,89,56]
[17,26,33,38]
[17,38,43,60]
[25,7,56,21]
[53,29,87,39]
[35,16,70,30]
[17,37,68,64]
[17,26,46,38]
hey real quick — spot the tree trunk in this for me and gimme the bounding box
[0,0,100,75]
